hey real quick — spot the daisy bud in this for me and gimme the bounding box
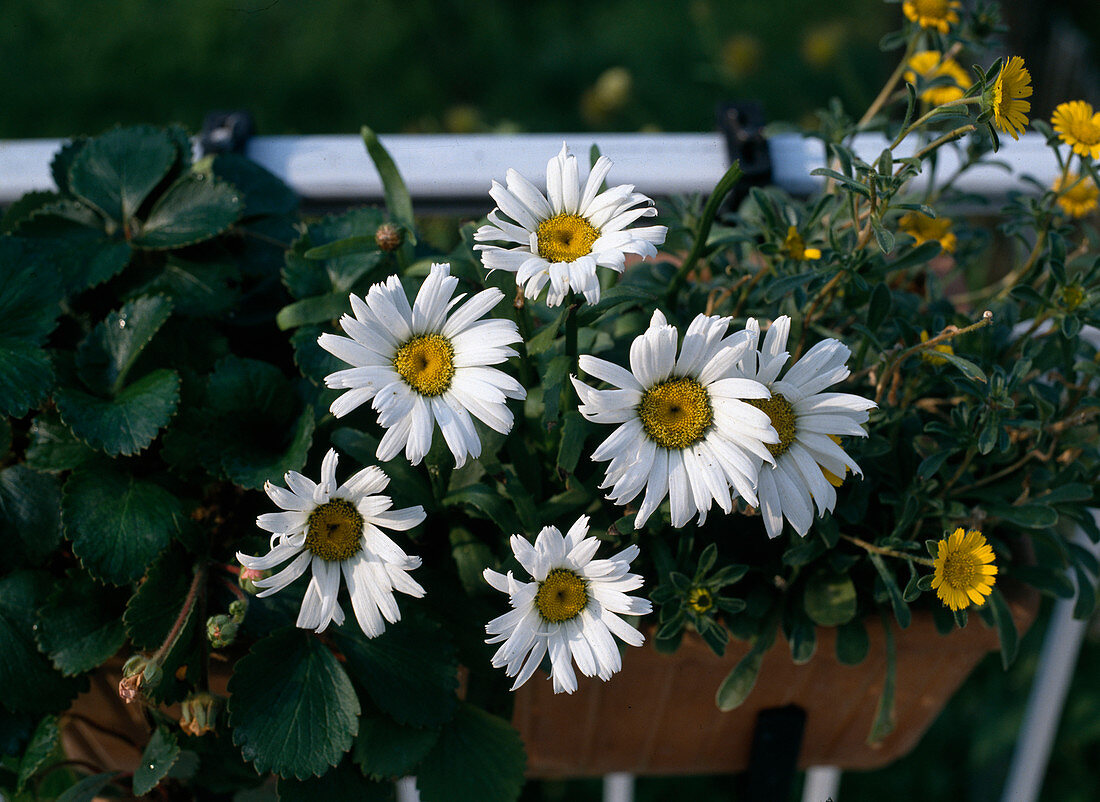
[119,655,162,703]
[238,567,269,595]
[180,692,222,737]
[375,222,402,252]
[228,599,248,623]
[206,614,239,649]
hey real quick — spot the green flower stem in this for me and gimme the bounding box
[841,534,934,567]
[665,162,744,301]
[874,312,994,403]
[890,96,982,151]
[152,564,207,665]
[561,301,580,412]
[993,228,1049,302]
[912,124,977,161]
[857,36,919,129]
[510,289,537,388]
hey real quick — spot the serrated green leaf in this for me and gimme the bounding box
[210,152,298,218]
[0,341,54,419]
[0,236,62,416]
[26,413,94,473]
[291,326,346,388]
[16,715,59,792]
[444,484,523,535]
[803,569,857,626]
[229,628,360,778]
[133,726,181,796]
[335,619,458,728]
[13,204,133,294]
[352,715,440,779]
[278,758,395,801]
[132,257,241,317]
[63,467,183,585]
[284,209,388,299]
[124,546,194,650]
[69,126,176,224]
[130,173,241,249]
[35,572,126,676]
[56,772,120,802]
[198,356,315,490]
[416,703,525,802]
[0,571,84,713]
[57,369,181,457]
[2,191,60,233]
[0,466,62,565]
[76,295,174,394]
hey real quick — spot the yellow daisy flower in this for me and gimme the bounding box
[991,56,1032,140]
[1053,173,1099,218]
[1051,101,1100,160]
[783,226,821,260]
[931,528,998,612]
[905,51,971,106]
[919,330,954,365]
[898,212,957,253]
[902,0,961,33]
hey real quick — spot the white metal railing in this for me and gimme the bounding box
[0,131,1062,208]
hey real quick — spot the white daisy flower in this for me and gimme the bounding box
[473,143,667,307]
[733,315,876,538]
[237,449,426,637]
[318,262,525,468]
[483,515,652,694]
[571,310,779,529]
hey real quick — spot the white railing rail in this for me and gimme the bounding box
[0,131,1062,209]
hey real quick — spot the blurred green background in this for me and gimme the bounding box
[3,0,895,138]
[4,1,1100,800]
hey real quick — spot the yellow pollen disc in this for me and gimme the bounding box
[535,568,588,623]
[393,333,455,396]
[536,213,600,263]
[942,551,980,589]
[638,378,713,450]
[746,393,797,458]
[688,587,713,613]
[305,498,364,562]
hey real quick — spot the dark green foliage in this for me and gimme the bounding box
[229,628,360,778]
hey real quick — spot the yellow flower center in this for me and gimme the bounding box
[746,393,797,458]
[1062,284,1087,311]
[305,498,364,562]
[535,568,588,623]
[536,213,600,263]
[913,0,950,15]
[393,333,455,396]
[941,550,980,590]
[688,587,713,613]
[638,377,713,450]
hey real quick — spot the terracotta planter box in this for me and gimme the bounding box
[512,589,1039,778]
